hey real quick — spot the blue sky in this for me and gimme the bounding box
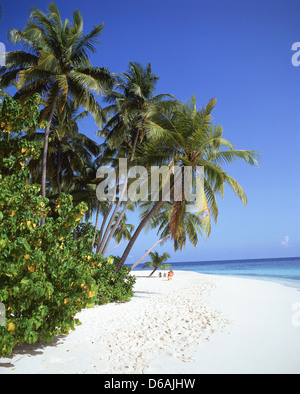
[1,0,300,263]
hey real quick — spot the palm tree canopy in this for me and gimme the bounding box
[25,101,100,194]
[142,200,206,251]
[98,61,176,157]
[112,214,135,244]
[116,95,259,271]
[143,250,171,269]
[0,1,113,126]
[138,95,260,241]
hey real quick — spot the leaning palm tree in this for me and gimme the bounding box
[103,214,134,255]
[116,96,259,272]
[131,200,207,270]
[0,2,113,199]
[142,251,171,277]
[95,62,176,251]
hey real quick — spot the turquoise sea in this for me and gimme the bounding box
[140,257,300,288]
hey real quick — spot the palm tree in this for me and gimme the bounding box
[101,61,175,160]
[27,102,100,195]
[142,251,171,277]
[104,214,134,255]
[0,2,113,199]
[116,96,259,272]
[130,200,207,270]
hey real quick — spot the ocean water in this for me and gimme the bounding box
[140,257,300,288]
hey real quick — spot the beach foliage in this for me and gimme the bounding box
[143,251,171,277]
[0,2,259,358]
[0,95,135,357]
[0,1,113,198]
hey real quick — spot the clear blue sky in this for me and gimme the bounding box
[1,0,300,263]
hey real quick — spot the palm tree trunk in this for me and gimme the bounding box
[41,96,59,200]
[99,133,138,253]
[130,129,139,161]
[149,267,158,277]
[116,184,174,273]
[56,140,61,194]
[96,186,117,254]
[98,200,121,254]
[91,203,101,252]
[130,233,171,270]
[103,242,121,255]
[96,199,115,254]
[101,200,131,255]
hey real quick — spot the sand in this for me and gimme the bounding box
[0,270,300,374]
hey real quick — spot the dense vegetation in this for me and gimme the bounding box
[0,2,259,356]
[0,95,134,357]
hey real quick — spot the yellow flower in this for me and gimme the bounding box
[7,322,15,332]
[28,264,35,273]
[88,291,94,299]
[24,254,30,261]
[107,257,114,265]
[64,298,69,305]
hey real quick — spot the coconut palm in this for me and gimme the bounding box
[103,214,134,255]
[27,102,100,195]
[116,96,259,272]
[101,61,175,160]
[95,62,175,251]
[0,2,113,199]
[130,200,207,270]
[142,251,171,277]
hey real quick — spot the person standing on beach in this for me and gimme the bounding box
[168,270,174,280]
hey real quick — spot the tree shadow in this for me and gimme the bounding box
[133,290,160,298]
[0,335,67,369]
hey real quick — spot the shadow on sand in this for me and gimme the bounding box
[0,335,67,369]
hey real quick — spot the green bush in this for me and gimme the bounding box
[94,257,136,304]
[0,95,136,358]
[0,175,97,356]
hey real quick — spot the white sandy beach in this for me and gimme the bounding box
[0,270,299,374]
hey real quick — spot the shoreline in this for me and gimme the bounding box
[0,270,300,374]
[138,268,300,291]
